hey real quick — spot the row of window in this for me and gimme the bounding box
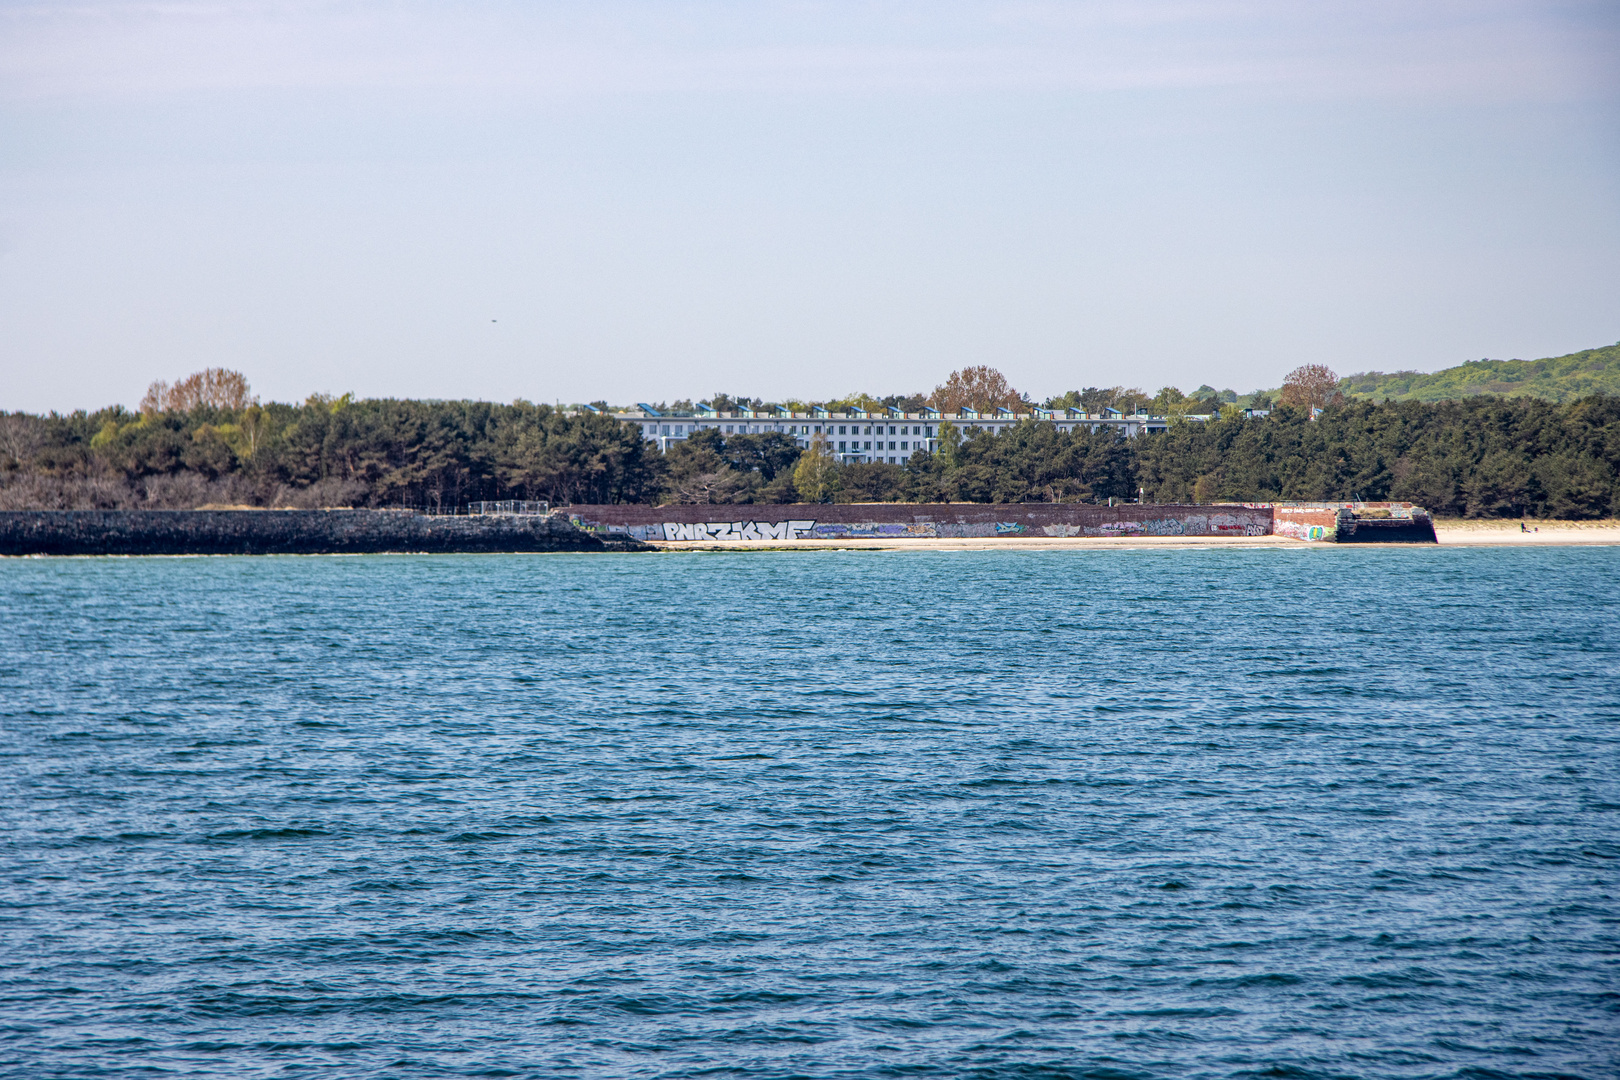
[838,441,914,453]
[642,423,937,439]
[643,421,1148,440]
[644,423,791,436]
[831,424,930,437]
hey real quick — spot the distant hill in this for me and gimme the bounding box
[1340,343,1620,404]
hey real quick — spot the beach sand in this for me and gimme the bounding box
[1431,519,1620,546]
[646,519,1620,551]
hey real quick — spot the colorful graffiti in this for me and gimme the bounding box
[811,521,939,538]
[565,504,1282,542]
[1089,514,1267,538]
[1272,507,1341,542]
[1272,520,1335,541]
[1097,518,1184,536]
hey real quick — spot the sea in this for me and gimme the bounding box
[1,547,1616,1079]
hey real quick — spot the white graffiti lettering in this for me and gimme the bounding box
[660,520,816,541]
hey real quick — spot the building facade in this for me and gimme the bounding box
[597,405,1187,462]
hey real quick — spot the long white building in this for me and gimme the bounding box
[593,405,1192,463]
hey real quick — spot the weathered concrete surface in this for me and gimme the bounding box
[0,510,652,556]
[1334,513,1438,544]
[566,503,1273,542]
[1273,502,1438,543]
[1272,505,1342,542]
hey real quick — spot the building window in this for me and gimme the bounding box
[661,425,670,435]
[888,426,896,435]
[900,441,908,450]
[925,427,934,437]
[864,441,871,450]
[814,425,822,433]
[838,441,847,451]
[725,425,733,433]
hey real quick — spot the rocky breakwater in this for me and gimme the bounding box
[0,509,653,556]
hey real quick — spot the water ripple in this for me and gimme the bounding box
[0,547,1616,1078]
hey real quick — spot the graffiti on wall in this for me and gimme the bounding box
[1273,521,1333,541]
[1272,508,1339,542]
[1093,514,1267,538]
[811,522,938,538]
[576,509,1271,541]
[659,520,817,541]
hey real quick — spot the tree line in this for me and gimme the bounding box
[2,372,1616,518]
[1340,342,1620,404]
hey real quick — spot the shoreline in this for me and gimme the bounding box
[1,510,1613,556]
[648,521,1620,551]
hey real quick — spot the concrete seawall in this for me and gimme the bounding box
[0,510,650,556]
[566,502,1437,544]
[0,502,1438,556]
[566,503,1274,541]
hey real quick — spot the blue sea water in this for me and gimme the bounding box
[1,547,1617,1079]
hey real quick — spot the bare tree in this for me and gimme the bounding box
[669,468,749,505]
[0,413,45,465]
[1279,365,1344,410]
[930,365,1023,414]
[141,369,256,413]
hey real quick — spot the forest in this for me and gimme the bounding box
[1339,343,1620,405]
[3,388,1617,519]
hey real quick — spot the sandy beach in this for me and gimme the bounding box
[1430,519,1620,546]
[647,519,1620,551]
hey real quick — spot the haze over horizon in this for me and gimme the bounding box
[2,1,1617,414]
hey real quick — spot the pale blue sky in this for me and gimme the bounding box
[2,1,1616,412]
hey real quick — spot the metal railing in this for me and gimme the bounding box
[385,501,554,517]
[465,500,552,516]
